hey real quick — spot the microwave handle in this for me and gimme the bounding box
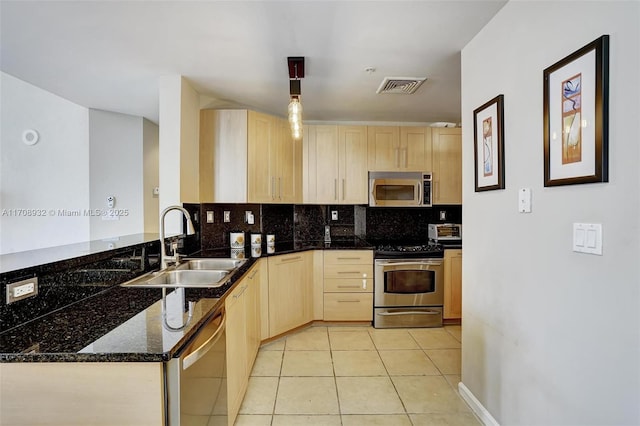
[416,182,422,206]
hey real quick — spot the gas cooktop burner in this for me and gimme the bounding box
[374,241,444,258]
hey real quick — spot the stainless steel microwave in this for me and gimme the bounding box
[369,171,432,207]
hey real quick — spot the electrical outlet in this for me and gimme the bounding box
[206,211,214,223]
[223,211,231,223]
[439,210,446,220]
[331,210,338,221]
[6,277,38,304]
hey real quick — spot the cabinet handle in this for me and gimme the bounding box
[342,179,346,200]
[248,269,259,279]
[279,177,282,200]
[395,148,399,168]
[280,255,302,262]
[434,181,439,201]
[337,285,360,288]
[334,179,338,200]
[182,309,225,370]
[271,177,276,200]
[337,271,362,275]
[336,257,362,260]
[403,148,408,168]
[337,300,360,303]
[362,279,367,290]
[233,285,248,299]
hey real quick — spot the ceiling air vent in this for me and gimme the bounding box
[376,77,427,94]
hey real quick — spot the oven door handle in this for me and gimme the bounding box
[377,310,440,316]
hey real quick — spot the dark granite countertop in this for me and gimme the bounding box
[0,237,372,363]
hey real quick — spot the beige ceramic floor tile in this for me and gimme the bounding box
[378,350,440,375]
[444,374,461,391]
[328,325,374,333]
[425,349,461,375]
[409,328,462,349]
[341,414,413,426]
[281,350,333,376]
[336,376,405,414]
[275,377,339,414]
[271,414,342,425]
[392,376,468,414]
[261,339,286,351]
[329,331,375,350]
[250,350,283,376]
[238,377,279,414]
[444,325,462,342]
[332,350,387,376]
[368,329,420,350]
[285,329,330,351]
[231,414,273,426]
[410,412,481,425]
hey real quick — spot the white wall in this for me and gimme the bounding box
[158,75,200,236]
[89,109,145,240]
[0,72,90,254]
[460,2,639,425]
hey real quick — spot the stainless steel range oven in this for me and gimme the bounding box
[373,243,444,328]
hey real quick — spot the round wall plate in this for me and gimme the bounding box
[22,129,39,145]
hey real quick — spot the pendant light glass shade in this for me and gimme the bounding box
[288,97,303,140]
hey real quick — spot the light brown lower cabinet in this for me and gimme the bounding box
[322,250,373,321]
[226,261,262,426]
[0,362,164,426]
[444,249,463,320]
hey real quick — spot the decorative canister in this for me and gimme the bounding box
[251,245,262,258]
[266,244,275,254]
[250,233,262,246]
[266,234,275,245]
[230,232,244,248]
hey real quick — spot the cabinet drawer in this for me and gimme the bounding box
[323,293,373,321]
[323,264,372,279]
[323,250,373,265]
[324,278,372,293]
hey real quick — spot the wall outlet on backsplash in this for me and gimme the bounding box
[245,211,254,225]
[440,210,447,220]
[206,211,214,223]
[331,210,338,221]
[223,211,231,223]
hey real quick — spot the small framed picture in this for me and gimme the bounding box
[473,94,505,192]
[543,35,609,187]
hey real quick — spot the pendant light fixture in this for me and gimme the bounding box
[287,57,305,140]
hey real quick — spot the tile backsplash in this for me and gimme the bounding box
[196,203,462,250]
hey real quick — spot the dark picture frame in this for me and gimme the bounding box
[543,35,609,187]
[473,94,505,192]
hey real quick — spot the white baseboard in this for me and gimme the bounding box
[458,382,500,426]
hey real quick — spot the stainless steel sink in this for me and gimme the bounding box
[177,258,246,271]
[121,269,230,288]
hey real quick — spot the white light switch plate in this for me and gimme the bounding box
[573,223,602,255]
[518,188,532,213]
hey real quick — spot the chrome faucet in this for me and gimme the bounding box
[160,205,196,269]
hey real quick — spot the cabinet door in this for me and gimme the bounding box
[313,125,340,203]
[248,111,275,202]
[277,118,298,203]
[432,128,462,204]
[245,265,261,370]
[268,252,313,337]
[367,126,400,171]
[444,249,462,319]
[400,126,432,171]
[225,282,248,422]
[339,126,368,204]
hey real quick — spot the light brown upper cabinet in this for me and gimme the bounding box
[367,126,432,172]
[304,125,368,204]
[199,109,301,204]
[432,127,462,205]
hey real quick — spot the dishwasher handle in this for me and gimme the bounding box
[182,308,226,370]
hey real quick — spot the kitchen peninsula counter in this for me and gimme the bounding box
[0,237,373,363]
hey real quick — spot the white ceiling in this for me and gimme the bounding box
[0,1,507,124]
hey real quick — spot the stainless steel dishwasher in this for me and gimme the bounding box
[166,305,227,426]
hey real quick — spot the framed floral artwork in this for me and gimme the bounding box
[473,94,505,192]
